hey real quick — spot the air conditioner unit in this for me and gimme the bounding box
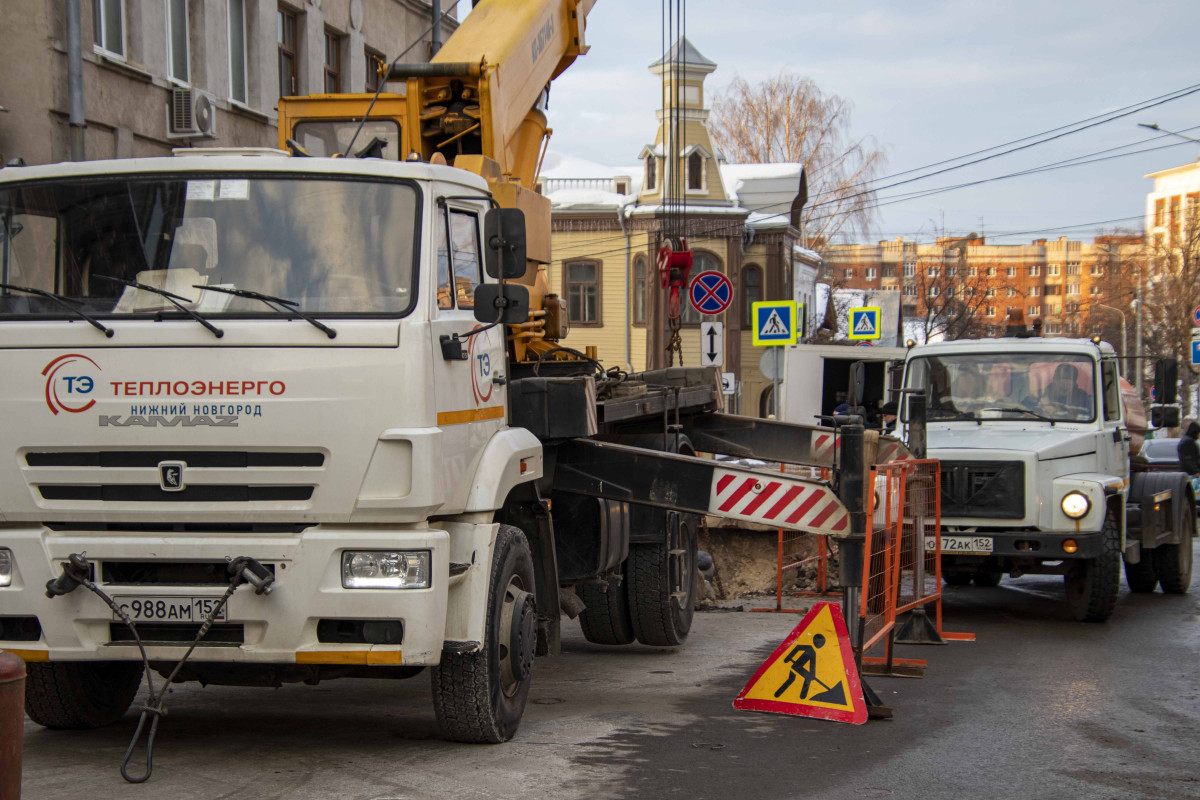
[167,88,217,139]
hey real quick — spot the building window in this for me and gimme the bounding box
[228,0,248,103]
[168,0,190,82]
[903,285,916,297]
[1006,287,1016,297]
[1048,264,1060,275]
[566,260,601,325]
[844,268,854,280]
[1155,198,1166,227]
[1066,262,1080,275]
[1065,302,1080,313]
[324,29,342,93]
[927,286,939,298]
[688,152,703,191]
[1006,266,1016,277]
[365,47,385,92]
[278,6,298,97]
[645,157,657,191]
[926,266,938,278]
[968,266,977,277]
[682,252,720,323]
[986,306,996,317]
[743,264,762,327]
[1028,286,1039,297]
[1046,322,1061,335]
[633,256,647,325]
[986,266,995,277]
[985,287,995,298]
[865,267,876,280]
[1089,264,1104,276]
[1089,285,1100,295]
[1067,284,1080,295]
[1048,303,1060,315]
[1028,265,1040,276]
[1028,305,1040,316]
[903,262,915,277]
[882,265,896,278]
[93,0,126,57]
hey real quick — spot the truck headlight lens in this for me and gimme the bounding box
[0,548,11,587]
[341,551,430,589]
[1061,492,1090,519]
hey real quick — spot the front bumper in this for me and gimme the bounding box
[0,524,451,666]
[942,529,1107,560]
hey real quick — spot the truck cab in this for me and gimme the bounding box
[901,336,1193,621]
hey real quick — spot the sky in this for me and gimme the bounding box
[490,0,1200,245]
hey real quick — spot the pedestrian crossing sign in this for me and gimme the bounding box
[848,306,881,341]
[752,300,798,346]
[733,601,867,724]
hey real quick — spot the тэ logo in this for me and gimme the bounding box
[42,354,101,415]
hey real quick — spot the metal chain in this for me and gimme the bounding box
[667,309,684,366]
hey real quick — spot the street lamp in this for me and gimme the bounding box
[1138,122,1200,146]
[1091,303,1127,376]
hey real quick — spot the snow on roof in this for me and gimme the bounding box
[540,150,629,179]
[720,163,805,184]
[547,188,630,210]
[649,37,717,70]
[794,245,823,263]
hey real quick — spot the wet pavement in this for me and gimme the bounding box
[19,542,1200,799]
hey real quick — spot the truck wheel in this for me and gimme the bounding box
[432,524,536,743]
[626,511,697,647]
[1154,481,1194,594]
[1123,555,1158,593]
[24,661,144,729]
[1064,504,1121,622]
[576,570,636,646]
[972,571,1003,587]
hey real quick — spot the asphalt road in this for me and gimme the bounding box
[19,543,1200,799]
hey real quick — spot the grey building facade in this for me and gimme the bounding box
[0,0,456,165]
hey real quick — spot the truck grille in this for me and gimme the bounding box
[939,461,1025,519]
[23,449,324,505]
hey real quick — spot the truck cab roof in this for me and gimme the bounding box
[0,154,492,195]
[911,337,1116,359]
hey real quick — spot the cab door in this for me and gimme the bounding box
[429,198,507,512]
[1099,357,1128,477]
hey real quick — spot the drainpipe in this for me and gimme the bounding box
[66,0,86,160]
[618,200,633,372]
[431,0,443,55]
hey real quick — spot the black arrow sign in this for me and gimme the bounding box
[706,325,719,362]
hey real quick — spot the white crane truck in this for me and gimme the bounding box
[900,333,1193,622]
[0,0,913,749]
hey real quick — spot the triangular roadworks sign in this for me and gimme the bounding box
[733,601,867,724]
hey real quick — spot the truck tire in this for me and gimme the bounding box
[626,510,697,647]
[1064,503,1121,623]
[576,569,636,645]
[1123,555,1158,593]
[24,661,144,729]
[1154,478,1194,594]
[432,524,536,743]
[943,572,973,586]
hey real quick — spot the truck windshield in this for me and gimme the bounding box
[906,352,1096,423]
[0,174,417,317]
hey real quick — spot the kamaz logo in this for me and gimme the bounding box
[530,14,555,64]
[99,415,239,428]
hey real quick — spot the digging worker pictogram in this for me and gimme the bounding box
[775,634,825,699]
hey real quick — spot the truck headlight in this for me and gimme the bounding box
[1060,492,1090,519]
[0,548,11,587]
[341,551,430,589]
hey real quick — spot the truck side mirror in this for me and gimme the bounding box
[1150,404,1181,429]
[473,283,529,325]
[483,208,527,279]
[1154,358,1178,406]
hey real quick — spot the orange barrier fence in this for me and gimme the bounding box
[858,464,900,654]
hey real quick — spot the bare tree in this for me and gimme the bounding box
[1142,204,1200,412]
[709,72,886,245]
[905,251,1002,343]
[1081,231,1144,367]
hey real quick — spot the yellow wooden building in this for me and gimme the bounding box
[540,38,819,416]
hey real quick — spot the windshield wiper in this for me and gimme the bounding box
[0,283,114,337]
[191,285,336,339]
[982,406,1056,426]
[94,275,223,338]
[931,410,981,425]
